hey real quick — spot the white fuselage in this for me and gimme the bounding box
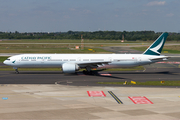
[3,53,165,69]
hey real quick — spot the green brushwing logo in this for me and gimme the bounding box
[143,32,168,56]
[149,37,164,55]
[12,60,16,63]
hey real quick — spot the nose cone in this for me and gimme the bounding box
[3,60,6,65]
[3,60,8,65]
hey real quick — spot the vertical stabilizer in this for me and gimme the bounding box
[143,32,168,55]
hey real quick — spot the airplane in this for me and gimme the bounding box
[3,32,169,74]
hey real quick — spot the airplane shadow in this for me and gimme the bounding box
[11,71,63,74]
[109,71,174,75]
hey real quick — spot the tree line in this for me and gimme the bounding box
[0,31,180,41]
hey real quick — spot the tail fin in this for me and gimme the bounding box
[143,32,168,56]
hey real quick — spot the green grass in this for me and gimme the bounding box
[131,46,180,54]
[162,49,180,54]
[0,57,8,62]
[0,44,111,53]
[131,47,147,51]
[98,81,180,86]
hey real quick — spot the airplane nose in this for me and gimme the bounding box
[3,60,7,65]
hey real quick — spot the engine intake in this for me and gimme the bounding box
[62,63,79,73]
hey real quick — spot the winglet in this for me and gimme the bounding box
[143,32,168,56]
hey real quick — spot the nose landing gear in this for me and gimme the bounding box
[13,67,19,74]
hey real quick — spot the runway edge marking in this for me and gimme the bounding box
[108,91,123,104]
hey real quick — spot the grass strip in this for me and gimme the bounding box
[0,46,111,53]
[98,81,180,86]
[131,46,180,54]
[0,57,8,62]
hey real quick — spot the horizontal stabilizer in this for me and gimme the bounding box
[149,56,169,61]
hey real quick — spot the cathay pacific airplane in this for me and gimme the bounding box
[3,32,169,74]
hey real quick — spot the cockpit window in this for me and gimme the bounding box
[6,59,10,60]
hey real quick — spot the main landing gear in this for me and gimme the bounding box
[13,67,19,74]
[82,67,96,75]
[83,70,94,75]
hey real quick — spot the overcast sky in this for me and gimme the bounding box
[0,0,179,33]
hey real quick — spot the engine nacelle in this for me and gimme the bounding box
[62,63,79,73]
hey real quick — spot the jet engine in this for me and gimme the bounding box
[62,63,79,73]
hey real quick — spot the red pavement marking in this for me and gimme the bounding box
[128,96,153,104]
[87,91,106,97]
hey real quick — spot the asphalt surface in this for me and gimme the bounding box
[0,67,179,87]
